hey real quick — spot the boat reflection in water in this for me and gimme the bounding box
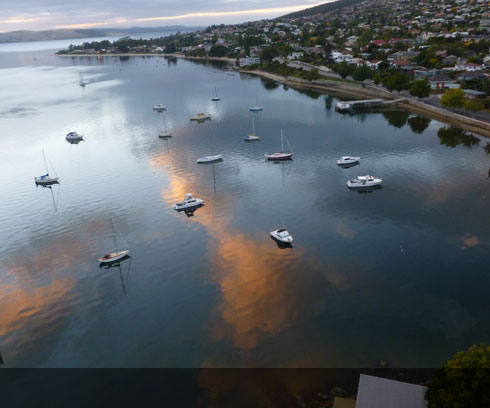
[351,185,383,194]
[183,204,204,217]
[99,256,132,295]
[270,235,293,250]
[337,162,360,169]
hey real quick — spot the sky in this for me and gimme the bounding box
[0,0,328,32]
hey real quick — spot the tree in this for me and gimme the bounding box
[440,88,466,110]
[409,79,431,100]
[209,45,227,57]
[426,344,490,408]
[373,73,382,85]
[351,65,374,82]
[333,61,354,81]
[260,46,279,63]
[465,98,485,117]
[383,72,410,94]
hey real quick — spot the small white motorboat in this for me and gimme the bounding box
[347,175,383,188]
[190,113,211,121]
[197,154,223,163]
[265,129,294,161]
[174,194,204,210]
[153,104,166,112]
[270,228,293,244]
[65,131,84,142]
[99,250,130,264]
[337,156,360,165]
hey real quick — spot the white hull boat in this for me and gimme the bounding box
[337,156,360,165]
[35,150,60,186]
[211,87,220,101]
[174,194,204,210]
[99,250,130,264]
[35,175,59,185]
[197,154,223,163]
[159,131,172,138]
[250,106,263,112]
[270,229,293,244]
[190,113,211,121]
[98,219,130,264]
[66,131,84,142]
[265,129,294,161]
[347,175,383,188]
[245,118,260,141]
[153,104,166,112]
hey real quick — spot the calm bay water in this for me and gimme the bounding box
[0,50,489,368]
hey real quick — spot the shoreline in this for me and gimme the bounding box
[55,53,490,138]
[241,69,490,138]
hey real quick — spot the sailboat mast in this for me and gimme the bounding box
[164,115,167,132]
[252,118,255,136]
[42,149,49,173]
[111,219,118,251]
[281,129,284,151]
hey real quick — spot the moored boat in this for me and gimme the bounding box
[347,175,383,188]
[153,104,166,112]
[270,228,293,244]
[197,154,223,163]
[174,194,204,210]
[65,131,84,142]
[265,129,294,161]
[337,156,360,165]
[35,150,60,186]
[98,219,131,264]
[190,113,211,121]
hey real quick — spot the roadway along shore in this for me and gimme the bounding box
[241,69,490,139]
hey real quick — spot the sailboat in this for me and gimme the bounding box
[197,133,223,163]
[250,96,263,112]
[265,129,294,161]
[159,115,172,138]
[35,150,60,186]
[244,117,260,141]
[211,86,220,101]
[98,219,131,264]
[79,74,86,87]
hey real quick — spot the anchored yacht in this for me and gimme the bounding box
[337,156,360,165]
[174,194,204,211]
[347,175,383,188]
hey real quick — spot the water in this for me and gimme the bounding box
[0,52,489,368]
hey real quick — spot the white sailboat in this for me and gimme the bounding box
[250,96,263,112]
[98,219,131,264]
[159,115,172,138]
[211,86,220,101]
[244,117,260,141]
[265,129,293,161]
[35,150,60,186]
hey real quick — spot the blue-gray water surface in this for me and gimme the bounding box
[0,48,489,368]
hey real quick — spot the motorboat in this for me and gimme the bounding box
[244,117,260,141]
[153,104,166,112]
[197,154,223,163]
[265,129,294,161]
[35,150,60,186]
[98,219,131,264]
[337,156,360,165]
[174,194,204,210]
[65,131,84,142]
[347,175,383,188]
[99,250,130,264]
[270,228,293,244]
[190,113,211,121]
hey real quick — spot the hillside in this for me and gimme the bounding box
[283,0,365,19]
[0,26,200,44]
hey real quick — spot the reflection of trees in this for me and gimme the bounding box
[119,56,129,62]
[484,142,490,155]
[295,87,320,99]
[187,58,230,69]
[261,77,279,90]
[382,110,409,128]
[437,127,480,148]
[407,116,431,134]
[324,95,333,110]
[166,57,177,66]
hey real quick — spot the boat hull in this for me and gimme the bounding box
[270,230,293,244]
[347,179,382,188]
[35,177,59,186]
[337,157,360,165]
[245,135,260,141]
[174,199,204,211]
[159,132,172,138]
[265,153,293,161]
[99,250,130,264]
[197,155,223,163]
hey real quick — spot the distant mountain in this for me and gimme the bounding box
[0,26,201,44]
[283,0,365,19]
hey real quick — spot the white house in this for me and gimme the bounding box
[239,57,260,67]
[428,74,459,89]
